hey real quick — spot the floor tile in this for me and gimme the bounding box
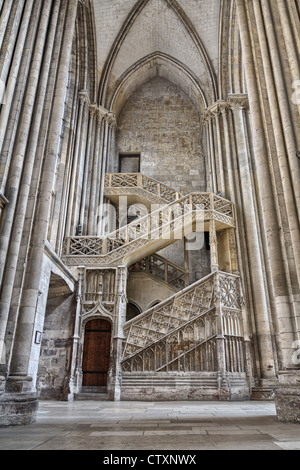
[0,400,299,450]
[273,441,300,450]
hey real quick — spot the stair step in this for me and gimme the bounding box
[75,392,109,401]
[75,386,109,401]
[80,386,107,393]
[121,373,219,388]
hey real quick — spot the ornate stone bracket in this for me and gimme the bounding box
[203,94,249,123]
[78,90,117,126]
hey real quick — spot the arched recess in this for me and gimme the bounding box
[126,301,142,322]
[109,52,208,120]
[98,0,217,109]
[110,53,208,195]
[37,273,75,400]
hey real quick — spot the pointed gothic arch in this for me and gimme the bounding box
[109,52,208,119]
[98,0,217,108]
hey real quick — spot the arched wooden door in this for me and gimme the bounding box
[82,319,111,387]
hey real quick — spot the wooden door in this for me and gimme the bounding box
[82,319,111,387]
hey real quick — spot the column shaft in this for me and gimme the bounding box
[8,0,79,384]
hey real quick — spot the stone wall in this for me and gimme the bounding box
[37,294,75,400]
[116,76,206,195]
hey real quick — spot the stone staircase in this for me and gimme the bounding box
[120,270,247,400]
[65,173,249,401]
[122,272,215,359]
[104,172,183,206]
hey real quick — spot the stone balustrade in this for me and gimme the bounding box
[121,270,244,376]
[105,173,182,204]
[62,191,235,267]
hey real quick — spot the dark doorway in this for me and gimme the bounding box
[82,319,111,387]
[119,154,140,173]
[126,302,141,322]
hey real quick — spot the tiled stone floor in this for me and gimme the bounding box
[0,400,300,450]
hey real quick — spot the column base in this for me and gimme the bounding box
[0,392,39,427]
[107,379,121,401]
[250,378,278,400]
[275,370,300,423]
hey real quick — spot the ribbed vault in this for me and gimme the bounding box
[92,0,220,112]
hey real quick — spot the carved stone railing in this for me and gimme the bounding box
[128,254,187,290]
[62,192,235,267]
[121,271,244,375]
[222,310,245,373]
[105,173,182,204]
[122,308,218,373]
[122,272,215,358]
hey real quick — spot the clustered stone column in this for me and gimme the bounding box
[235,0,300,420]
[0,0,80,426]
[51,86,118,246]
[203,95,278,396]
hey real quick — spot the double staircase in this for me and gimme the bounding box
[62,173,249,401]
[121,270,246,400]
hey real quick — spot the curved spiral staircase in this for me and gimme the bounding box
[62,173,250,401]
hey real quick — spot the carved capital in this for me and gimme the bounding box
[203,100,229,122]
[79,90,89,105]
[227,94,249,110]
[105,112,117,127]
[203,95,249,122]
[89,103,98,117]
[87,102,117,126]
[97,105,108,121]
